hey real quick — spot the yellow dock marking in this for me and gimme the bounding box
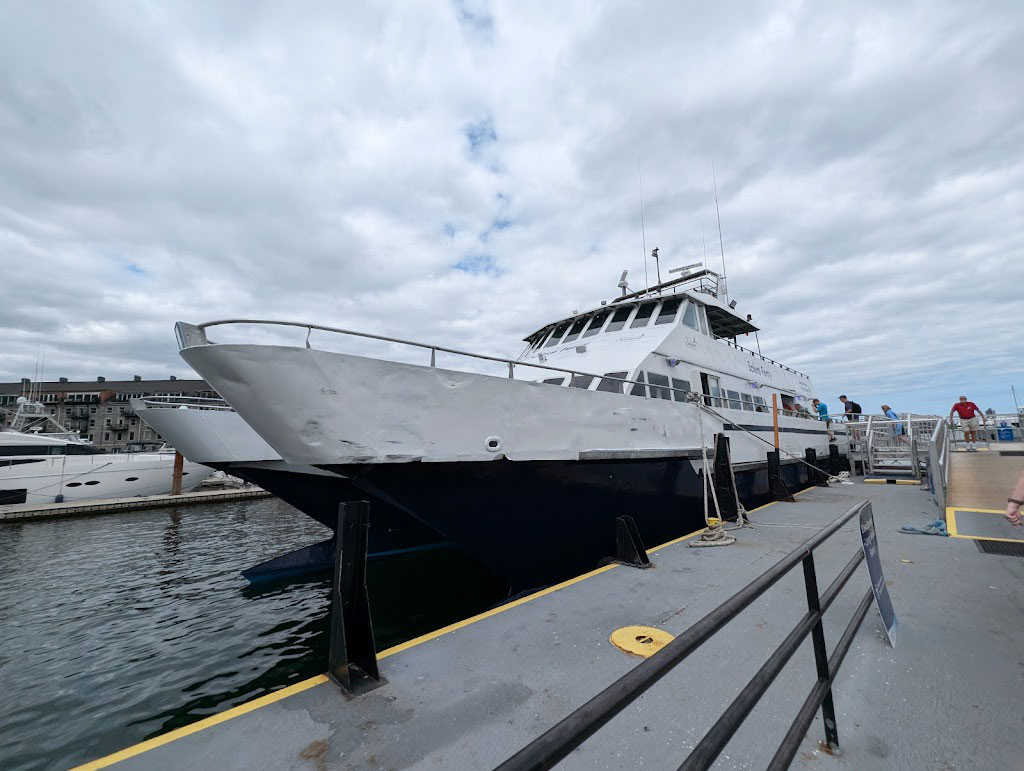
[944,506,1024,543]
[863,478,919,485]
[71,675,329,770]
[77,523,717,768]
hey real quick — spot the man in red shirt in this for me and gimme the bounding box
[950,395,983,450]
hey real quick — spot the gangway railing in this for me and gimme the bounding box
[496,500,878,770]
[133,395,234,412]
[926,418,951,511]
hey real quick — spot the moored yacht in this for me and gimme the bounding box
[174,267,848,590]
[1,399,214,506]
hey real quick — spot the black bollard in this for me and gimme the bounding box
[615,516,651,568]
[805,448,829,487]
[828,444,844,476]
[713,434,739,522]
[768,449,794,502]
[328,500,386,695]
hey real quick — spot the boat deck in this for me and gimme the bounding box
[77,480,1024,770]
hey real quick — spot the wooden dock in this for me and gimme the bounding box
[946,442,1024,510]
[0,487,273,522]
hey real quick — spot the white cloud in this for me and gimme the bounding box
[1,0,1022,415]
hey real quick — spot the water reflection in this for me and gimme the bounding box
[0,498,505,770]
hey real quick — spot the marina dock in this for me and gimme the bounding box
[75,463,1024,769]
[0,487,272,522]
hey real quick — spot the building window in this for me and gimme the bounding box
[104,433,110,441]
[129,432,135,440]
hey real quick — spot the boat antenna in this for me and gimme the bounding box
[712,161,727,299]
[638,155,649,291]
[1013,384,1021,416]
[701,220,708,267]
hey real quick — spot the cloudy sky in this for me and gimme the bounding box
[2,0,1022,416]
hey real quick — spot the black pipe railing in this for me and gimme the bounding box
[495,500,876,770]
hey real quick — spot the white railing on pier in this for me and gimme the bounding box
[926,418,951,510]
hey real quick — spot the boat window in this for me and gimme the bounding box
[647,373,673,400]
[582,310,611,338]
[569,374,595,389]
[0,489,28,505]
[754,395,766,412]
[655,298,683,325]
[697,305,709,335]
[726,390,742,410]
[629,371,647,397]
[544,322,570,347]
[542,377,566,386]
[681,302,700,331]
[65,482,82,487]
[630,302,658,328]
[671,379,691,402]
[741,393,755,411]
[562,316,591,344]
[84,480,100,486]
[125,477,139,481]
[701,373,721,407]
[597,371,629,393]
[605,306,634,333]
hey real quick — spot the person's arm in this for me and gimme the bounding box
[1007,469,1024,524]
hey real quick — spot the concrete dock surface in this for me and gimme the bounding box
[80,480,1024,770]
[0,487,272,521]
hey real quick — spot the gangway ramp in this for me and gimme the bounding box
[945,442,1024,545]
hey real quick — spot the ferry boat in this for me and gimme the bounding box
[0,398,214,506]
[174,266,848,589]
[131,396,448,577]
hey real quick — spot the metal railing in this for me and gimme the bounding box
[179,319,701,404]
[496,500,876,770]
[714,337,809,378]
[926,419,951,511]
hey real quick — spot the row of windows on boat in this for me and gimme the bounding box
[526,297,709,351]
[538,370,771,411]
[0,445,100,457]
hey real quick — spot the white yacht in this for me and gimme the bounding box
[131,397,447,577]
[173,267,848,589]
[0,398,214,507]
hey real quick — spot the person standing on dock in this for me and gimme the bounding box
[812,398,834,441]
[839,395,862,422]
[1006,469,1024,526]
[950,395,984,451]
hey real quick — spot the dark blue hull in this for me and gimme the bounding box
[209,463,448,558]
[324,455,823,592]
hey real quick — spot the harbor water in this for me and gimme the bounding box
[0,498,507,770]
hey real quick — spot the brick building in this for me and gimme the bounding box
[0,376,219,452]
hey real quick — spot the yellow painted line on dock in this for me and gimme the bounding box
[944,506,1024,543]
[863,478,918,485]
[72,675,329,770]
[76,525,710,768]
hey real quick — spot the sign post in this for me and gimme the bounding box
[858,502,897,646]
